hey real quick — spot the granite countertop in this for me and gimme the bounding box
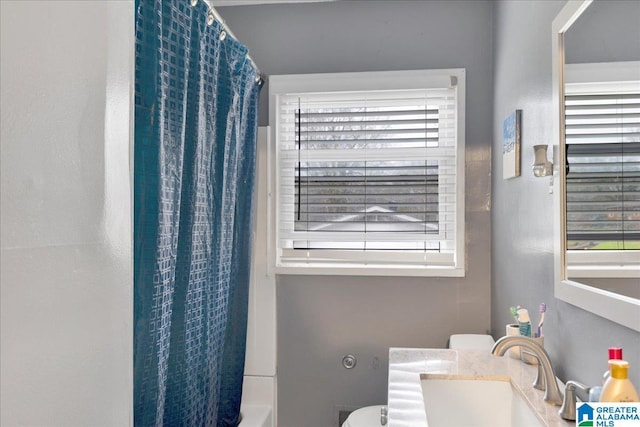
[387,348,574,427]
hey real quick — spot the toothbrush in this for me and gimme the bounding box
[516,307,531,337]
[536,303,546,338]
[510,306,519,323]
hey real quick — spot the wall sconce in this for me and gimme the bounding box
[532,144,553,177]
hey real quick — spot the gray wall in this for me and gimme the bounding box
[219,2,493,426]
[565,0,640,64]
[491,0,639,392]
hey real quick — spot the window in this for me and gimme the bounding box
[268,70,465,276]
[564,62,640,277]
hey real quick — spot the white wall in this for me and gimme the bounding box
[243,127,277,424]
[0,1,133,425]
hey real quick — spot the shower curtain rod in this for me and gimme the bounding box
[202,0,262,79]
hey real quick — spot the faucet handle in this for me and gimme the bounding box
[558,380,591,421]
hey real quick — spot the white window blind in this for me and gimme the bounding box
[270,70,465,274]
[565,82,640,251]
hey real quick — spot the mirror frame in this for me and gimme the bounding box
[552,0,640,332]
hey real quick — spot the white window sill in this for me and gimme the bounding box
[566,266,640,279]
[566,250,640,278]
[273,264,466,277]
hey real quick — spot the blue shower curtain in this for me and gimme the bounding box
[133,0,261,425]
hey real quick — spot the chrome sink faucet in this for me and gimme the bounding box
[491,336,564,405]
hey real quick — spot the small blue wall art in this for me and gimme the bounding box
[503,109,522,179]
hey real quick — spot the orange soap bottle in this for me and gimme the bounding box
[600,360,640,402]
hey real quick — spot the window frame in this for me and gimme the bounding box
[564,61,640,278]
[268,69,466,277]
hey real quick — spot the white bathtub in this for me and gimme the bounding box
[239,404,273,427]
[239,376,275,427]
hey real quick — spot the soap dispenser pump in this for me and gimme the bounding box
[603,347,623,381]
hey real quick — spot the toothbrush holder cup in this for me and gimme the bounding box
[505,324,521,359]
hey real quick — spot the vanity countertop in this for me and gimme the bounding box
[387,347,574,427]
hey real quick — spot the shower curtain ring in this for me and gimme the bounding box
[207,10,215,26]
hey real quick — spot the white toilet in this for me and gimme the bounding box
[341,334,495,427]
[448,333,495,350]
[341,405,387,427]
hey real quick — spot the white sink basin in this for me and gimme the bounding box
[420,374,543,427]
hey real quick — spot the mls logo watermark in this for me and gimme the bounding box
[576,403,640,427]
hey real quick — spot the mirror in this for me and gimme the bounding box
[552,0,640,331]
